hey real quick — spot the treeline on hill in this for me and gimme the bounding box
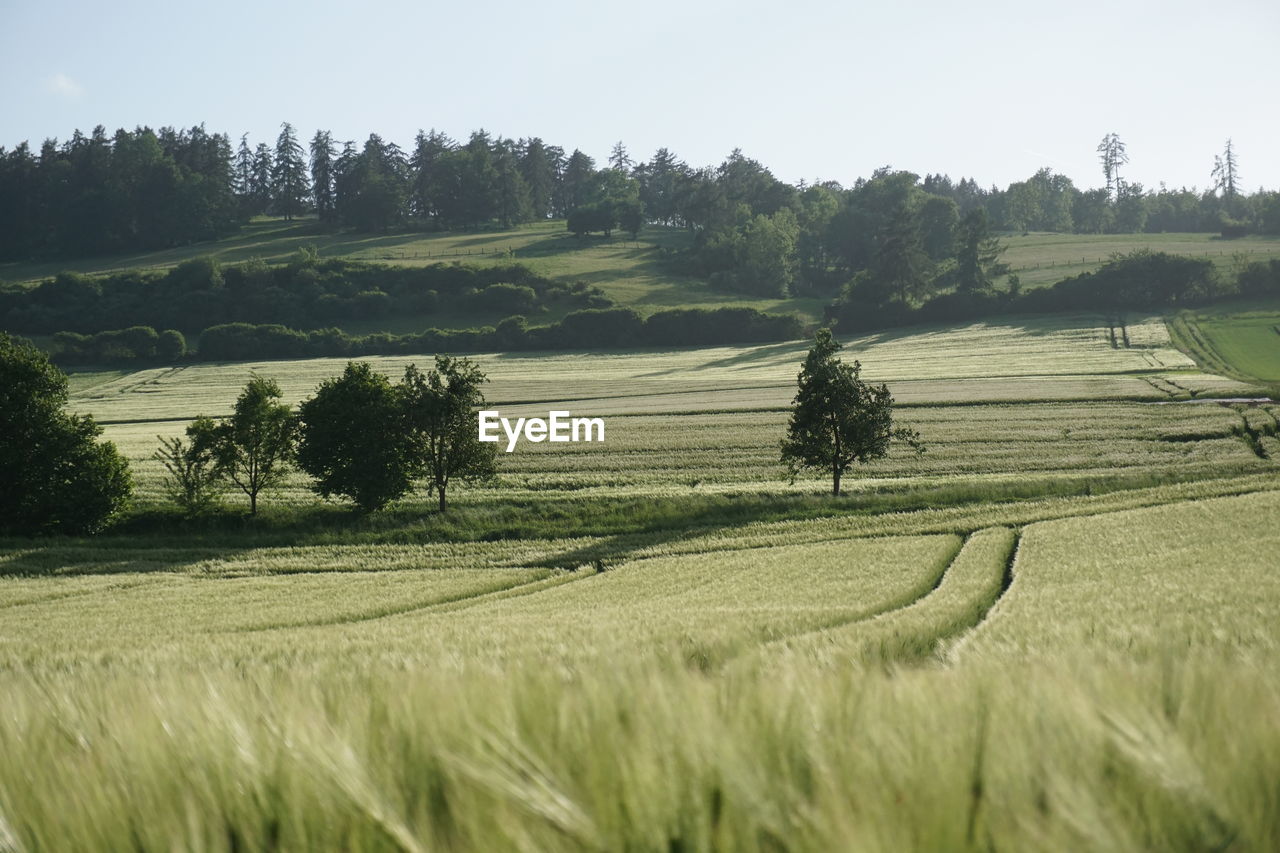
[4,123,1279,270]
[51,307,802,364]
[0,255,606,335]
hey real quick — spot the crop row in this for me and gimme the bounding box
[958,490,1280,659]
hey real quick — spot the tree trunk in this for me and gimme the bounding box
[438,486,447,513]
[250,491,257,516]
[832,466,841,497]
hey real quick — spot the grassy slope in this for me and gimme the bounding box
[1166,296,1280,385]
[8,219,1280,331]
[997,231,1280,289]
[0,217,827,328]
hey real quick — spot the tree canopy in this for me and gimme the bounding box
[297,362,413,513]
[780,329,922,496]
[401,356,498,512]
[0,333,132,534]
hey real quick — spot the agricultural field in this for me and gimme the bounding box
[4,309,1280,850]
[998,231,1280,289]
[1168,298,1280,384]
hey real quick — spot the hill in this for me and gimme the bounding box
[0,218,827,329]
[6,219,1280,337]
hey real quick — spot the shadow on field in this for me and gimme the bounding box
[0,542,252,578]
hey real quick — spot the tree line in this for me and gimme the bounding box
[826,252,1280,332]
[4,124,1277,272]
[47,305,803,365]
[2,327,922,535]
[0,255,602,336]
[158,358,495,518]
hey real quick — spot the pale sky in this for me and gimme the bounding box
[1,0,1277,193]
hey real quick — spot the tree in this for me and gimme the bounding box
[272,122,309,220]
[608,141,633,173]
[157,329,186,361]
[401,357,498,512]
[212,376,296,515]
[780,329,922,496]
[1097,133,1129,200]
[310,130,337,224]
[954,208,1004,292]
[1212,139,1241,199]
[233,134,254,214]
[519,137,556,219]
[560,149,596,213]
[0,333,131,534]
[249,143,273,215]
[873,204,930,305]
[297,362,412,512]
[153,415,224,516]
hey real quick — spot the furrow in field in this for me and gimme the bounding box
[717,534,969,671]
[228,570,563,632]
[0,576,168,611]
[742,528,1015,670]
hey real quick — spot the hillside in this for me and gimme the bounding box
[0,218,827,329]
[6,218,1280,338]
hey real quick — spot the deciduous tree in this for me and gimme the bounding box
[0,333,131,533]
[297,362,412,512]
[401,357,497,512]
[781,329,922,496]
[153,415,224,516]
[212,376,296,516]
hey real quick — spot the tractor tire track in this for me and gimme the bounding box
[226,569,592,633]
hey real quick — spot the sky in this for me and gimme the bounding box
[1,0,1277,193]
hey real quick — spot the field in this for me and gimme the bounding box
[1168,298,1280,384]
[4,311,1280,850]
[998,231,1280,289]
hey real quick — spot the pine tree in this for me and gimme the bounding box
[233,134,254,211]
[271,123,309,220]
[608,140,633,173]
[409,129,454,225]
[1096,132,1129,200]
[519,137,555,220]
[310,130,336,224]
[1212,138,1241,198]
[249,143,273,216]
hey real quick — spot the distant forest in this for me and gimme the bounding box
[2,124,1279,316]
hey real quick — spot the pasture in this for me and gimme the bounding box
[0,218,824,325]
[998,231,1280,289]
[1168,299,1280,384]
[3,310,1279,850]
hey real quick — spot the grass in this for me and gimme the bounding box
[4,309,1280,849]
[1167,297,1280,389]
[961,490,1280,659]
[0,217,826,326]
[997,231,1280,289]
[8,220,1280,330]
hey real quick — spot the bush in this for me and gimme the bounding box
[0,333,131,534]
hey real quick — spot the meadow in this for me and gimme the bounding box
[0,218,825,327]
[1168,298,1280,385]
[2,309,1279,850]
[6,218,1279,330]
[997,231,1280,289]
